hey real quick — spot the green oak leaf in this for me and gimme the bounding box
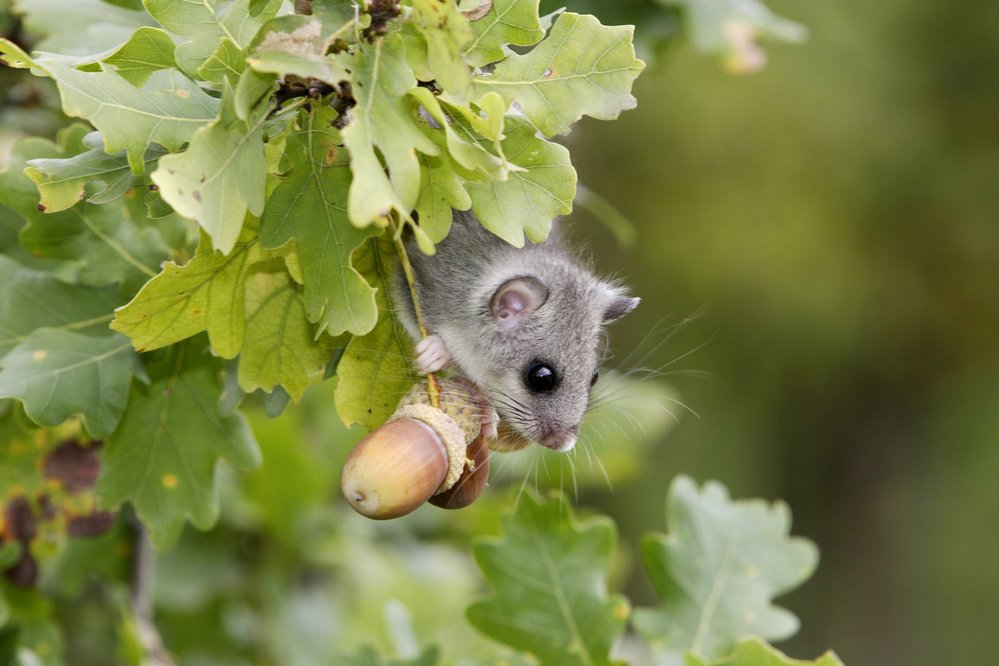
[247,16,351,84]
[337,32,440,227]
[0,44,220,174]
[466,492,630,666]
[260,105,379,336]
[0,330,137,438]
[415,153,471,243]
[17,201,166,294]
[410,86,512,181]
[0,256,120,356]
[464,0,545,67]
[634,477,819,663]
[98,341,260,548]
[405,0,474,98]
[466,117,575,246]
[685,638,845,666]
[24,132,166,212]
[198,37,246,85]
[472,12,645,137]
[333,235,416,431]
[237,269,332,402]
[151,86,268,254]
[12,0,154,57]
[111,222,284,357]
[0,135,167,292]
[144,0,283,78]
[98,26,177,86]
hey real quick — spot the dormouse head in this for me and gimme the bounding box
[479,269,639,452]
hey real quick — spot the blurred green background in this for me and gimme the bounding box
[2,0,998,664]
[564,1,999,664]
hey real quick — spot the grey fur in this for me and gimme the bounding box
[394,209,639,451]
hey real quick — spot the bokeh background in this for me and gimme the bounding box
[563,1,999,664]
[2,1,997,665]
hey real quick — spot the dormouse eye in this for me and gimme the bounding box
[525,361,557,393]
[590,371,599,387]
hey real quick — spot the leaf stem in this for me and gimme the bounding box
[389,220,440,410]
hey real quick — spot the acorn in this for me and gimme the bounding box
[341,379,491,519]
[428,432,490,510]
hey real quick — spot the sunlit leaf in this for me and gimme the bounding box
[685,638,845,666]
[0,330,137,438]
[466,117,575,246]
[237,269,332,402]
[333,235,416,430]
[464,0,544,67]
[337,32,440,226]
[151,87,268,254]
[111,223,283,357]
[634,477,819,663]
[467,492,630,666]
[98,341,260,548]
[259,104,380,336]
[472,12,645,137]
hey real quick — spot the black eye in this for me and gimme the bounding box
[525,362,557,392]
[590,371,599,387]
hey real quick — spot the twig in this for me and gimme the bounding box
[131,520,176,666]
[390,220,441,409]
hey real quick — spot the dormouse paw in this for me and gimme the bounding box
[481,404,499,440]
[414,334,452,375]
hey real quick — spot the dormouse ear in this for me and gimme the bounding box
[603,294,640,323]
[491,276,549,332]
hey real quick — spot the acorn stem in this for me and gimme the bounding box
[389,219,441,410]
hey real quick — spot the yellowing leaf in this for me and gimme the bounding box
[472,12,645,137]
[111,224,278,357]
[237,270,332,401]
